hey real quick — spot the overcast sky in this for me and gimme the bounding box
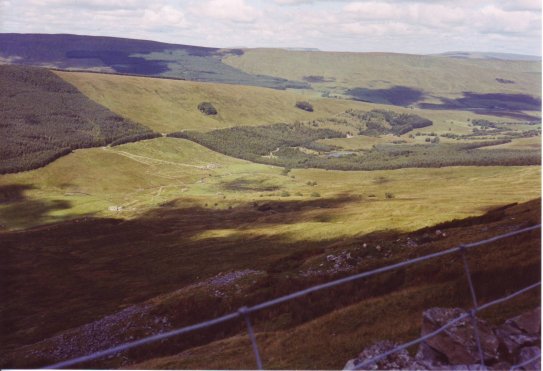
[0,0,541,55]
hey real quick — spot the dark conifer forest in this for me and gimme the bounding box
[0,65,157,174]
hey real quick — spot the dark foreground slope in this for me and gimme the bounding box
[1,197,539,368]
[0,65,158,174]
[0,33,308,89]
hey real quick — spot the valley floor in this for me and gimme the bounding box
[0,135,540,369]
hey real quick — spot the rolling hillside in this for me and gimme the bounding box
[223,49,541,120]
[223,49,541,99]
[433,51,541,61]
[1,34,540,120]
[0,34,540,370]
[55,70,364,133]
[0,33,308,89]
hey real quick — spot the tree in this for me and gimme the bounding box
[198,102,218,115]
[295,101,314,112]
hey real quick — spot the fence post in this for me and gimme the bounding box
[459,245,485,366]
[239,306,263,370]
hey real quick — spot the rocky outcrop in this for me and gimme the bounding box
[343,340,425,370]
[420,307,500,365]
[344,307,540,370]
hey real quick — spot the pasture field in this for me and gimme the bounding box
[1,137,539,238]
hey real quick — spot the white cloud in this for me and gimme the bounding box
[344,2,402,20]
[143,5,188,29]
[27,0,147,10]
[500,0,541,11]
[477,5,540,34]
[0,0,540,55]
[274,0,315,4]
[193,0,262,23]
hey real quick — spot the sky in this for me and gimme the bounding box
[0,0,541,55]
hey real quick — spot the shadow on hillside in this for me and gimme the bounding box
[419,92,541,121]
[0,194,364,346]
[1,196,540,368]
[0,184,36,204]
[346,86,425,106]
[0,184,72,229]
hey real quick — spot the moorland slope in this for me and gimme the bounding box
[1,198,539,368]
[0,38,540,370]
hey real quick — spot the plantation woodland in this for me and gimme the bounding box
[0,65,156,173]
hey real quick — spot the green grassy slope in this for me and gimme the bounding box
[0,136,539,237]
[223,49,541,100]
[55,70,374,133]
[56,70,539,137]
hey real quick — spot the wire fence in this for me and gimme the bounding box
[44,224,541,370]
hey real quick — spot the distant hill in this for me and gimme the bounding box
[434,51,541,61]
[223,48,541,119]
[282,47,321,51]
[0,33,308,89]
[1,34,540,119]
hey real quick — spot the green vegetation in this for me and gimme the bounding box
[440,119,541,142]
[57,71,368,133]
[168,122,344,160]
[0,34,310,90]
[133,49,310,89]
[0,57,540,370]
[168,120,539,171]
[353,109,433,136]
[0,65,156,174]
[110,132,162,146]
[296,101,314,112]
[1,136,539,238]
[197,102,218,115]
[2,195,539,368]
[223,49,541,104]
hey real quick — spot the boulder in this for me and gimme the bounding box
[518,346,541,370]
[344,307,540,370]
[507,307,541,336]
[495,322,539,362]
[421,308,499,364]
[343,340,421,370]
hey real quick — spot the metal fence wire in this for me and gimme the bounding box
[44,224,542,370]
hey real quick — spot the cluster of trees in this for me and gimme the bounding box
[168,123,343,161]
[168,120,539,171]
[110,132,162,146]
[346,109,433,136]
[1,65,157,174]
[266,142,540,171]
[295,101,314,112]
[440,119,540,141]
